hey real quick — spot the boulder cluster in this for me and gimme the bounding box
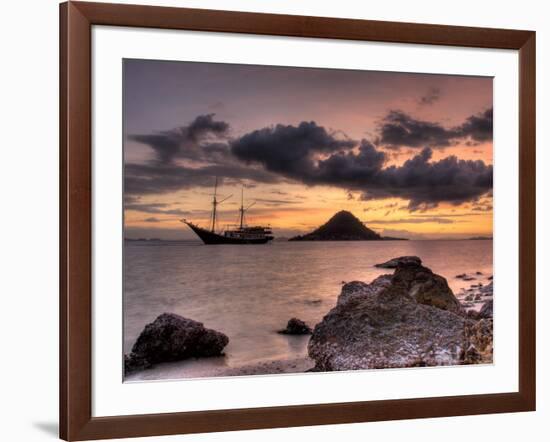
[308,256,493,371]
[125,256,493,376]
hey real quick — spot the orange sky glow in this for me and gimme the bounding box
[124,60,493,240]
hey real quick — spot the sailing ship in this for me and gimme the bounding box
[181,179,274,245]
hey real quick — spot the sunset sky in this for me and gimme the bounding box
[123,59,493,240]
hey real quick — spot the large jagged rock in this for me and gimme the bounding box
[125,313,229,374]
[391,262,464,314]
[308,258,491,371]
[336,275,392,306]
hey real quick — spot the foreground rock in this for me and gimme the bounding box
[278,318,312,335]
[308,259,491,371]
[375,256,422,269]
[464,319,493,363]
[392,262,463,314]
[125,313,229,374]
[478,299,493,319]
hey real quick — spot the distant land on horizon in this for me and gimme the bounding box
[289,211,408,241]
[123,232,496,242]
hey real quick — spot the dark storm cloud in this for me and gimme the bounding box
[231,121,356,179]
[459,107,493,143]
[126,114,492,209]
[360,148,493,210]
[232,129,386,187]
[379,108,493,149]
[418,88,441,106]
[315,140,387,185]
[125,202,191,216]
[126,114,281,195]
[124,162,280,196]
[129,114,230,163]
[379,111,458,149]
[230,119,492,208]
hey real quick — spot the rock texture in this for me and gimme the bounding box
[375,256,422,269]
[464,318,493,363]
[308,259,492,371]
[277,318,312,335]
[478,299,493,319]
[392,262,464,314]
[457,281,493,314]
[125,313,228,374]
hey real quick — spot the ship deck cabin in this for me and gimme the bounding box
[224,226,272,239]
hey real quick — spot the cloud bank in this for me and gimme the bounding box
[379,107,493,149]
[126,110,493,210]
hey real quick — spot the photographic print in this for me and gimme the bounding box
[123,60,494,381]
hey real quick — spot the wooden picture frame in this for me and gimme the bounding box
[60,1,536,440]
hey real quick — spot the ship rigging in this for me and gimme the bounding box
[181,179,274,245]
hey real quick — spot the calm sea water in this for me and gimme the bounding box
[124,239,493,377]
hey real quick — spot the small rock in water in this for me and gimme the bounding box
[374,256,422,269]
[304,299,322,305]
[456,273,476,281]
[278,318,312,335]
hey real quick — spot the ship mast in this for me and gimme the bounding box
[239,188,244,229]
[238,187,255,229]
[210,178,232,232]
[211,177,218,232]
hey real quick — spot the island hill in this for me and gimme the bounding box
[289,210,407,241]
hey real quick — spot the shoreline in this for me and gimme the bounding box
[125,356,315,382]
[124,254,493,380]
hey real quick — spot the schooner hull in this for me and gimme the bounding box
[185,222,272,245]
